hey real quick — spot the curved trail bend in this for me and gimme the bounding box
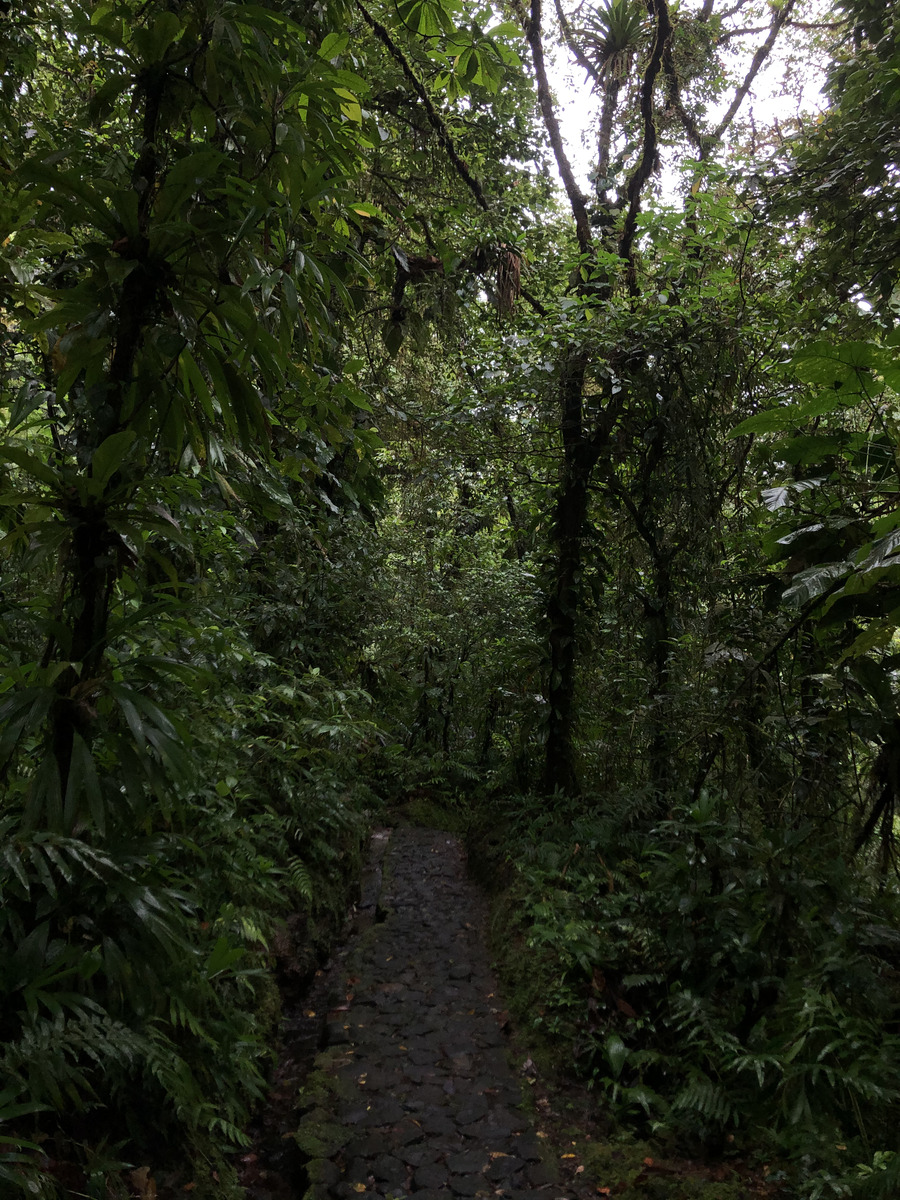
[297,826,580,1200]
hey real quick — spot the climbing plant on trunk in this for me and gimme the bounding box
[0,0,382,1186]
[521,0,817,795]
[1,0,373,824]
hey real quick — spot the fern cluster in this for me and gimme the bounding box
[500,791,900,1195]
[1,517,377,1194]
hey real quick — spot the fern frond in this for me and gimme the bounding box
[288,859,314,901]
[672,1074,737,1125]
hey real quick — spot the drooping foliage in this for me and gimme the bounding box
[0,0,383,1190]
[3,0,900,1195]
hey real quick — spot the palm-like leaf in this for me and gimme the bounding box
[578,0,649,79]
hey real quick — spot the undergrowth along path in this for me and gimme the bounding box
[297,825,580,1200]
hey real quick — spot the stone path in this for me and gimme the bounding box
[296,827,578,1200]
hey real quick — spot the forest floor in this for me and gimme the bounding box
[237,824,778,1200]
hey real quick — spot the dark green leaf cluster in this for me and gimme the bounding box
[499,792,900,1187]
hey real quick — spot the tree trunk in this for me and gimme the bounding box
[644,554,673,796]
[541,352,600,795]
[47,75,163,812]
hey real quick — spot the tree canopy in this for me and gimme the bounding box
[2,0,900,1195]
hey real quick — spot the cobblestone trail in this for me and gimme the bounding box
[298,827,578,1200]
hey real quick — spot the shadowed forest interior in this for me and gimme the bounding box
[2,0,900,1195]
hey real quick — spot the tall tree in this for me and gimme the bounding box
[0,0,384,1186]
[520,0,819,795]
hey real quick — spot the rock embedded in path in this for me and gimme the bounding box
[297,827,577,1200]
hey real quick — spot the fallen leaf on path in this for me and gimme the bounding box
[129,1167,157,1199]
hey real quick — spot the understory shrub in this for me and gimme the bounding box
[0,605,377,1195]
[499,791,900,1194]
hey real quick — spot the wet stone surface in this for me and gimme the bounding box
[298,827,576,1200]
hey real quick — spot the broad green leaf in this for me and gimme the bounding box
[91,430,137,487]
[17,162,121,237]
[606,1033,628,1079]
[319,31,349,59]
[7,385,52,432]
[0,445,60,489]
[782,561,851,607]
[731,407,796,436]
[205,936,245,978]
[155,150,226,221]
[761,478,825,510]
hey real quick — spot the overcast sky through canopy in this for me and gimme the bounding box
[546,2,830,199]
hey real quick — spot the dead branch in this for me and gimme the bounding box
[526,0,594,255]
[710,0,800,147]
[553,0,604,89]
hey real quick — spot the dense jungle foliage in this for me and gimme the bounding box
[1,0,900,1195]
